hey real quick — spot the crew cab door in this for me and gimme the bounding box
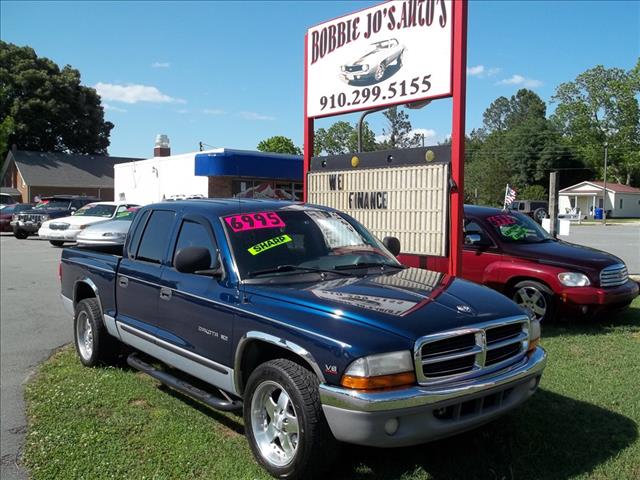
[462,217,502,287]
[116,209,177,335]
[157,215,236,369]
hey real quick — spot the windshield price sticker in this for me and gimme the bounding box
[248,235,293,256]
[487,214,517,227]
[224,212,286,232]
[501,225,528,241]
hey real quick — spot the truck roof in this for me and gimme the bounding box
[146,198,308,218]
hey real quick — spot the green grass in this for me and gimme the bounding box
[24,298,640,480]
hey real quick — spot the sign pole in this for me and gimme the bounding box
[449,0,468,277]
[303,33,313,202]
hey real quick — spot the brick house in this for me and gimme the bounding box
[1,150,142,203]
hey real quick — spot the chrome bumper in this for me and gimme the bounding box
[319,347,546,447]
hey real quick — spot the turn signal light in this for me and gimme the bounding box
[341,371,416,390]
[528,337,540,353]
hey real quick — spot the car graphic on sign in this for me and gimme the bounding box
[340,38,405,85]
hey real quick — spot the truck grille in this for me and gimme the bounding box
[415,317,529,385]
[600,264,628,287]
[18,214,42,223]
[49,223,69,230]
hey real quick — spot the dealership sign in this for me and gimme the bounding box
[306,0,453,118]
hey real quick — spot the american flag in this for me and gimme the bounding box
[503,184,517,209]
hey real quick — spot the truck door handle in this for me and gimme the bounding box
[118,276,129,288]
[160,287,172,301]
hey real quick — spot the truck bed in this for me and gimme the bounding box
[60,246,122,318]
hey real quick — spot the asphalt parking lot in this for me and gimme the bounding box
[0,224,637,480]
[565,223,640,275]
[0,235,69,480]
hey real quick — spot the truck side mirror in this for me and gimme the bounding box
[464,233,482,245]
[175,247,213,274]
[383,236,401,256]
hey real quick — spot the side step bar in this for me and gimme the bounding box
[127,353,242,412]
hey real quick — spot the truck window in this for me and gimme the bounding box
[136,210,176,264]
[173,220,217,268]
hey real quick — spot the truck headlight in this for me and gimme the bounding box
[528,318,541,352]
[558,272,590,287]
[40,215,49,221]
[341,351,415,390]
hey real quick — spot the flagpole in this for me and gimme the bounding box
[503,184,509,210]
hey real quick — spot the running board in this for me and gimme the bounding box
[127,353,242,412]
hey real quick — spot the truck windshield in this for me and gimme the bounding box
[73,204,116,218]
[34,199,71,209]
[222,208,401,279]
[485,212,552,243]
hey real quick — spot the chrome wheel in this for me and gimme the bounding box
[513,286,547,321]
[374,63,386,81]
[250,380,299,467]
[76,311,93,360]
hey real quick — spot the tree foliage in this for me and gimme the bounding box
[551,61,640,185]
[314,121,376,155]
[0,41,113,161]
[379,106,421,149]
[256,135,301,155]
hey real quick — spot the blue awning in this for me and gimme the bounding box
[194,149,302,180]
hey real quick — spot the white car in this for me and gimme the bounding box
[38,201,139,246]
[340,38,405,84]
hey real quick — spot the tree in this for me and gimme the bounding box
[518,184,547,201]
[256,135,301,155]
[0,116,15,161]
[482,89,547,133]
[551,61,640,185]
[314,121,376,155]
[379,106,421,149]
[0,41,113,161]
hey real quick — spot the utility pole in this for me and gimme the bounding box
[549,171,559,238]
[602,142,608,226]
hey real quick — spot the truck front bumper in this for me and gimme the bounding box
[319,346,546,447]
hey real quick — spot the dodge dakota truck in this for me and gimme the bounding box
[60,199,546,479]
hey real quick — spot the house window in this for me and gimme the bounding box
[619,198,623,209]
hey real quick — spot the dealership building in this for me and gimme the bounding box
[114,136,303,205]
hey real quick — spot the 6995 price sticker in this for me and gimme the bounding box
[319,74,431,112]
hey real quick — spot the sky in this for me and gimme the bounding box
[1,0,638,159]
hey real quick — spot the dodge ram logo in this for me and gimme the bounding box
[456,305,473,314]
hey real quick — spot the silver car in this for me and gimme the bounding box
[76,208,138,246]
[340,38,405,84]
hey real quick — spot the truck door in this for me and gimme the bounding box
[157,215,235,369]
[116,209,176,335]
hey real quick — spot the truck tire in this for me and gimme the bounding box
[511,280,555,322]
[50,240,65,247]
[13,230,28,239]
[533,208,548,224]
[244,359,338,479]
[74,298,119,367]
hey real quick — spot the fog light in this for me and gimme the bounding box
[529,376,541,392]
[581,306,588,314]
[384,418,399,435]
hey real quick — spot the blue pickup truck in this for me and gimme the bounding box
[60,199,546,479]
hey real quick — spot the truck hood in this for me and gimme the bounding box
[502,239,623,276]
[245,268,526,340]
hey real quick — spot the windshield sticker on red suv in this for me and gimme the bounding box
[487,214,517,227]
[501,224,528,240]
[224,212,286,232]
[248,234,292,255]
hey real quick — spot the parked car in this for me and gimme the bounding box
[11,195,99,240]
[340,38,405,84]
[76,207,139,247]
[60,199,546,479]
[462,205,638,321]
[509,200,549,224]
[0,192,21,207]
[0,203,34,232]
[39,201,139,247]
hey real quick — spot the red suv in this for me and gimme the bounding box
[459,205,638,321]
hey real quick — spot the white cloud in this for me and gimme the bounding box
[152,62,170,68]
[467,65,501,78]
[103,103,127,113]
[467,65,485,76]
[94,82,185,104]
[496,74,543,88]
[203,108,225,115]
[238,111,275,121]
